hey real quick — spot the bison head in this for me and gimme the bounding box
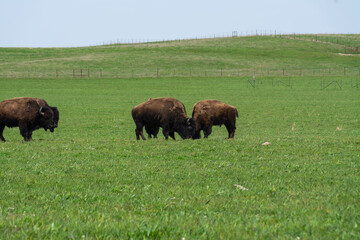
[50,107,59,131]
[176,118,196,139]
[37,106,57,132]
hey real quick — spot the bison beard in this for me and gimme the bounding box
[192,99,238,139]
[132,97,195,140]
[0,97,59,142]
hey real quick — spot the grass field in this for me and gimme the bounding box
[1,35,360,78]
[0,35,360,239]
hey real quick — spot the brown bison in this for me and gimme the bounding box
[192,99,238,139]
[131,97,195,140]
[0,97,59,142]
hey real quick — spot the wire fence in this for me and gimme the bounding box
[1,67,359,79]
[96,31,360,54]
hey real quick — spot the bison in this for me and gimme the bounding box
[0,97,59,142]
[131,97,195,140]
[191,99,238,139]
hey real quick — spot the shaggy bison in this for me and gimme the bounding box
[0,97,59,142]
[132,97,195,140]
[192,99,238,139]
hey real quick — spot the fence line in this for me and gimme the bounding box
[95,31,360,54]
[1,67,359,79]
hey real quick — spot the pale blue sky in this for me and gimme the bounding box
[0,0,359,47]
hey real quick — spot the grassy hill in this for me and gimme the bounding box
[0,35,359,239]
[1,34,359,78]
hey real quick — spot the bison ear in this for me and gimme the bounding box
[39,107,45,116]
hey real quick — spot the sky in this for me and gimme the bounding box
[0,0,359,48]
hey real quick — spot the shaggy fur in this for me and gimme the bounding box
[0,97,59,142]
[192,99,238,139]
[131,97,194,140]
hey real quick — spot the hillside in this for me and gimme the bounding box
[0,34,359,78]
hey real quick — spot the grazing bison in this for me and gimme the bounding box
[192,99,238,139]
[131,97,195,140]
[0,97,59,142]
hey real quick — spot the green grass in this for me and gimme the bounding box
[294,34,360,51]
[0,35,359,78]
[0,36,360,239]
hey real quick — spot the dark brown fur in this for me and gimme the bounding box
[192,99,238,139]
[0,97,59,142]
[131,97,194,140]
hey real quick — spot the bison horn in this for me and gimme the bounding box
[39,107,45,115]
[186,118,191,125]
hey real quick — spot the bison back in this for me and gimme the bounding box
[192,99,237,126]
[0,98,45,126]
[132,97,187,123]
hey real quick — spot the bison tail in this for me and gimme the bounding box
[235,109,239,118]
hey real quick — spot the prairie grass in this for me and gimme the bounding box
[0,76,359,239]
[0,35,359,239]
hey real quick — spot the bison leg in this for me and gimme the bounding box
[169,131,175,140]
[134,121,146,140]
[145,125,152,139]
[192,130,201,139]
[135,128,146,140]
[225,123,236,138]
[162,125,170,140]
[0,124,5,142]
[19,123,31,142]
[26,131,33,141]
[153,127,159,139]
[203,125,213,138]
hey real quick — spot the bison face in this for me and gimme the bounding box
[37,107,57,132]
[50,107,59,131]
[176,118,196,139]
